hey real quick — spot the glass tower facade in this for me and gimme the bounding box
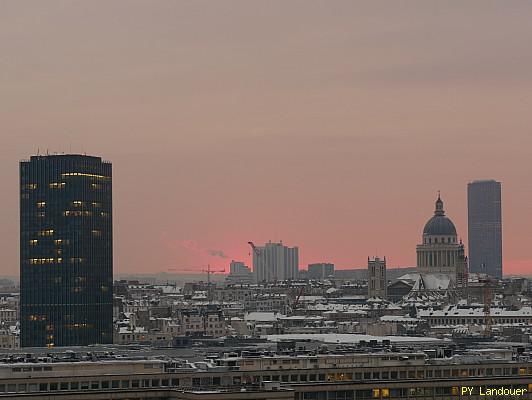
[467,180,502,279]
[20,154,113,347]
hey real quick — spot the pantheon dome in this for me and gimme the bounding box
[422,196,457,237]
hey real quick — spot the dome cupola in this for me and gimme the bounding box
[422,194,457,236]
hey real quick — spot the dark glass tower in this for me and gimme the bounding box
[20,154,113,347]
[467,180,502,279]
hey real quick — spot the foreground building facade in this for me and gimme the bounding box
[20,154,113,347]
[0,346,531,399]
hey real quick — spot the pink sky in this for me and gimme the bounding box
[1,1,531,276]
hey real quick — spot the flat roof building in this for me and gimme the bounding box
[253,241,298,283]
[468,180,502,279]
[20,154,113,347]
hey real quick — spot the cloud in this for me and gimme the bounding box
[180,239,201,253]
[174,237,230,259]
[207,249,229,259]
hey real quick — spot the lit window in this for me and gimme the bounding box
[38,229,54,237]
[49,182,66,189]
[382,388,389,398]
[373,389,380,398]
[62,172,110,180]
[91,202,102,208]
[100,211,109,217]
[35,212,45,218]
[63,210,93,217]
[29,258,62,265]
[73,201,83,207]
[36,201,46,208]
[91,183,103,190]
[29,239,38,246]
[91,230,102,237]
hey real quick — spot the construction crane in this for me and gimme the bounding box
[201,265,225,304]
[293,286,306,310]
[165,265,225,303]
[248,241,260,256]
[248,241,264,283]
[201,264,225,287]
[165,265,224,280]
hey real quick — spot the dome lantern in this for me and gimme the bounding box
[422,193,457,236]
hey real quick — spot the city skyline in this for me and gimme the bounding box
[11,163,518,277]
[2,2,532,276]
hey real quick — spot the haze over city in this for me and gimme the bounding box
[2,1,532,276]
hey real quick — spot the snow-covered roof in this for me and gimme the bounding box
[280,315,324,321]
[244,312,284,322]
[398,273,453,291]
[118,327,147,334]
[419,305,532,318]
[264,333,446,345]
[380,315,419,323]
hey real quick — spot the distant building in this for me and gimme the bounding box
[307,263,334,280]
[368,257,387,299]
[387,280,414,303]
[20,154,113,347]
[416,195,468,293]
[226,261,253,285]
[253,241,298,283]
[467,180,502,279]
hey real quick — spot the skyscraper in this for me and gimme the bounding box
[20,154,113,347]
[253,241,298,283]
[467,180,502,279]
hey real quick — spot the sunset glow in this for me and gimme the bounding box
[2,1,531,277]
